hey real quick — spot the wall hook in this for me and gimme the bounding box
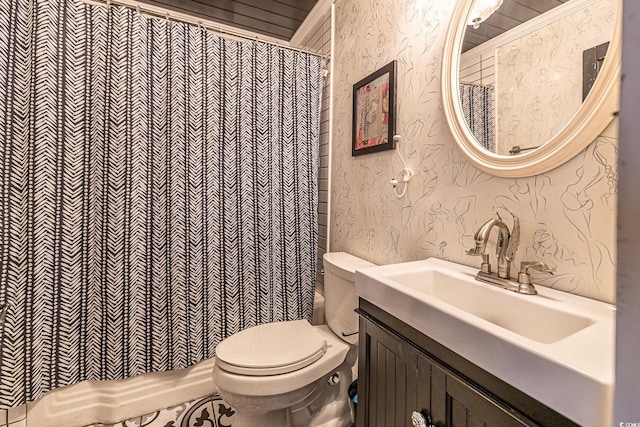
[390,135,413,198]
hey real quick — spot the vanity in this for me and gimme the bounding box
[354,258,615,427]
[356,300,573,427]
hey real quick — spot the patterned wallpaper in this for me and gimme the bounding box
[496,0,615,154]
[330,0,618,303]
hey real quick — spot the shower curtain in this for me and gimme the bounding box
[0,0,322,408]
[460,83,495,151]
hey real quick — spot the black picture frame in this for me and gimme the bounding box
[352,60,397,156]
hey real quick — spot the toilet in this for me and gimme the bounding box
[212,252,375,427]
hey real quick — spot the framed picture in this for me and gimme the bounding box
[352,60,397,156]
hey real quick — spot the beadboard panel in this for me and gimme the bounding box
[299,11,331,295]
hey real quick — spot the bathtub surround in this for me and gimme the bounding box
[0,394,234,427]
[0,0,322,408]
[21,358,217,426]
[331,0,617,303]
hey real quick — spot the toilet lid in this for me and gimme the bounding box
[215,320,328,376]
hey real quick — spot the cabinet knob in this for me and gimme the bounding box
[411,411,433,427]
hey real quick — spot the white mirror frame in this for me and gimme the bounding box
[442,0,622,178]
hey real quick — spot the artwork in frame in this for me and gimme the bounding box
[352,60,397,156]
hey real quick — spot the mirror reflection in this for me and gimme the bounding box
[459,0,616,156]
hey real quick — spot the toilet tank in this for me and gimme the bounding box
[323,252,376,345]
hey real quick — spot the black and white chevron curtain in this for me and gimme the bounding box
[0,0,322,408]
[460,83,495,152]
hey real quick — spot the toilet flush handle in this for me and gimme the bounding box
[341,331,358,337]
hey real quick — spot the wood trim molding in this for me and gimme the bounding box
[290,0,332,48]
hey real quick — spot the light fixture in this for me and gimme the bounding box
[468,0,504,29]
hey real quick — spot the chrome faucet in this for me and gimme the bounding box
[467,212,519,279]
[467,213,554,295]
[466,212,550,295]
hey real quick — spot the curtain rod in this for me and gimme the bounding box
[80,0,329,60]
[459,81,494,88]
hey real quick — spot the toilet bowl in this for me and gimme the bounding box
[212,252,375,427]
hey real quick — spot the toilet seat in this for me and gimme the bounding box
[213,324,352,397]
[215,320,328,376]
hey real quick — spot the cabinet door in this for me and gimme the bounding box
[358,317,434,427]
[431,364,535,427]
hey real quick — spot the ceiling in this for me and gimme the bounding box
[135,0,568,47]
[462,0,570,52]
[138,0,319,41]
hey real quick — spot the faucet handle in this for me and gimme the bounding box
[466,246,480,256]
[517,261,554,286]
[520,261,555,274]
[515,261,553,295]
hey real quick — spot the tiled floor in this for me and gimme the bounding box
[84,394,235,427]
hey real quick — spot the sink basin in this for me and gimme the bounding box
[388,267,594,344]
[356,257,615,427]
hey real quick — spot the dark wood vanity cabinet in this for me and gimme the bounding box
[430,368,531,427]
[358,312,432,426]
[356,299,578,427]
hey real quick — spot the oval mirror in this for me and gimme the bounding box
[442,0,621,177]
